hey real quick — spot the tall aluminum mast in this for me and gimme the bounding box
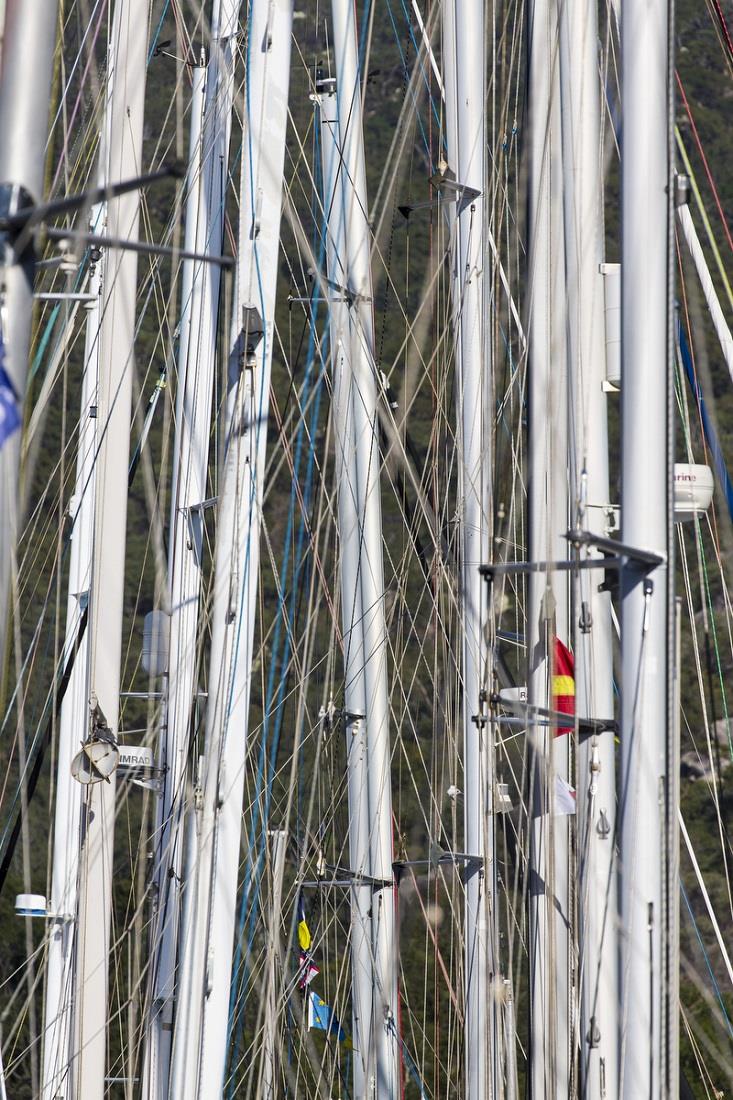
[557,0,619,1092]
[71,1,148,1095]
[442,1,494,1096]
[329,1,400,1093]
[317,76,374,1097]
[526,0,572,1093]
[0,0,60,668]
[148,4,244,1094]
[169,1,293,1094]
[143,60,211,1099]
[41,218,103,1100]
[619,0,674,1092]
[148,4,243,1093]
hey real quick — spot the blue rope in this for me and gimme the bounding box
[358,0,372,73]
[148,0,172,63]
[396,0,443,140]
[225,323,327,1089]
[383,0,432,166]
[680,880,733,1039]
[387,1018,430,1098]
[225,97,329,1087]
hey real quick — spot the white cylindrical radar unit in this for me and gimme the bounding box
[673,463,714,522]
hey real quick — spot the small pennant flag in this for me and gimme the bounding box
[554,776,577,816]
[0,331,21,449]
[297,893,311,952]
[552,636,575,735]
[307,992,351,1047]
[297,952,319,990]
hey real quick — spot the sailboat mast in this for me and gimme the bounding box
[261,829,287,1099]
[526,0,572,1092]
[166,4,245,1092]
[317,76,374,1096]
[619,0,673,1091]
[556,0,619,1092]
[143,60,210,1100]
[72,1,148,1094]
[442,1,494,1095]
[0,0,60,668]
[41,215,103,1100]
[169,1,293,1093]
[329,1,400,1092]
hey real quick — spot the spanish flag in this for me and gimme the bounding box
[297,893,311,951]
[552,636,574,736]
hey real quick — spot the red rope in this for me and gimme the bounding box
[675,71,733,256]
[710,0,733,66]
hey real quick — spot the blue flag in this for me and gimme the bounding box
[0,332,21,447]
[307,991,349,1044]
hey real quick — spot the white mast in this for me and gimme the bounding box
[169,0,293,1094]
[442,1,493,1096]
[149,4,244,1091]
[619,0,672,1092]
[0,0,60,669]
[261,829,287,1099]
[143,60,211,1100]
[317,74,376,1097]
[153,6,244,1092]
[556,0,619,1091]
[329,1,400,1093]
[41,221,102,1100]
[71,1,148,1095]
[526,0,571,1093]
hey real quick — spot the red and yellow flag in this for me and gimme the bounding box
[552,636,575,735]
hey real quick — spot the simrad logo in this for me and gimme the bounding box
[119,748,153,768]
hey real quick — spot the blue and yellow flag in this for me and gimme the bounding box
[307,992,352,1047]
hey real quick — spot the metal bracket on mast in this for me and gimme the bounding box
[565,528,665,570]
[392,845,483,883]
[398,165,481,219]
[489,692,618,738]
[1,163,186,266]
[302,269,370,307]
[0,163,185,234]
[300,864,394,889]
[480,531,664,585]
[45,226,234,269]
